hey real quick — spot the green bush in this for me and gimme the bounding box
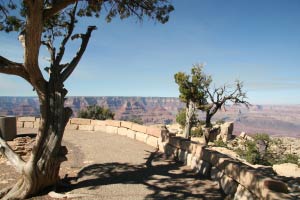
[215,119,225,125]
[176,108,198,128]
[278,154,300,165]
[253,133,271,144]
[191,127,203,137]
[244,140,261,164]
[214,139,227,147]
[235,133,298,166]
[236,140,269,165]
[120,115,143,125]
[78,105,114,120]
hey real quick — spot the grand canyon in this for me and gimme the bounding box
[0,96,299,137]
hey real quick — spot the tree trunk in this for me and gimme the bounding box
[183,101,195,139]
[205,111,212,128]
[204,111,213,145]
[1,71,71,200]
[203,128,210,146]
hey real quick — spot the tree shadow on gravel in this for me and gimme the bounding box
[61,150,224,199]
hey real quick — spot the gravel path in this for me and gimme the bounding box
[1,128,224,200]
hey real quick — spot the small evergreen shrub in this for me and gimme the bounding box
[235,133,298,166]
[215,119,225,125]
[78,105,114,120]
[278,153,300,165]
[236,138,270,165]
[214,139,227,147]
[120,115,144,125]
[191,127,203,137]
[175,108,198,128]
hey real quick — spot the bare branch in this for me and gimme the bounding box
[61,25,96,82]
[56,3,77,67]
[41,40,56,65]
[0,56,30,83]
[0,137,26,173]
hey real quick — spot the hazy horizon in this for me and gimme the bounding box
[0,96,299,106]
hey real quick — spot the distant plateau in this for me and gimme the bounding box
[0,96,299,138]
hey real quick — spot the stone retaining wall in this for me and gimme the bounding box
[17,117,165,149]
[16,117,295,200]
[160,137,295,200]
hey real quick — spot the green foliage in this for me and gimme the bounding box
[191,127,203,137]
[277,154,300,165]
[236,140,262,165]
[120,115,143,125]
[176,108,186,128]
[0,1,174,34]
[0,1,24,32]
[253,133,271,144]
[245,140,262,164]
[176,108,198,128]
[215,119,225,125]
[214,139,227,147]
[78,105,114,120]
[236,134,271,164]
[174,64,211,105]
[235,133,299,166]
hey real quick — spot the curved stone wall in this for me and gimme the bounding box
[17,117,165,149]
[16,117,295,200]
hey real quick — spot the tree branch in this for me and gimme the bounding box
[41,41,55,64]
[56,3,77,67]
[43,0,78,20]
[0,137,26,173]
[0,56,31,83]
[61,26,96,82]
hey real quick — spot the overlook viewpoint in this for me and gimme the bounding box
[0,1,299,199]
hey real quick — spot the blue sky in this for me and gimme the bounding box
[0,0,300,104]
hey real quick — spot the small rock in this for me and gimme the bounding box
[239,132,246,138]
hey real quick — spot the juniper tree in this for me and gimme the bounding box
[0,1,174,199]
[175,64,249,144]
[174,64,211,139]
[78,105,114,120]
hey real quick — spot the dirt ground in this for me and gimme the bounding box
[0,128,224,200]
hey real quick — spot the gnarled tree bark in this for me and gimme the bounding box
[0,2,95,199]
[183,101,196,139]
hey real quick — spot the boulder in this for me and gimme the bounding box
[256,139,267,156]
[218,122,234,142]
[273,163,300,178]
[208,126,220,142]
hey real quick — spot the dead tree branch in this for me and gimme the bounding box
[56,3,77,67]
[0,137,26,173]
[61,26,96,82]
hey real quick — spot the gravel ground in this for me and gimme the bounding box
[0,128,224,200]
